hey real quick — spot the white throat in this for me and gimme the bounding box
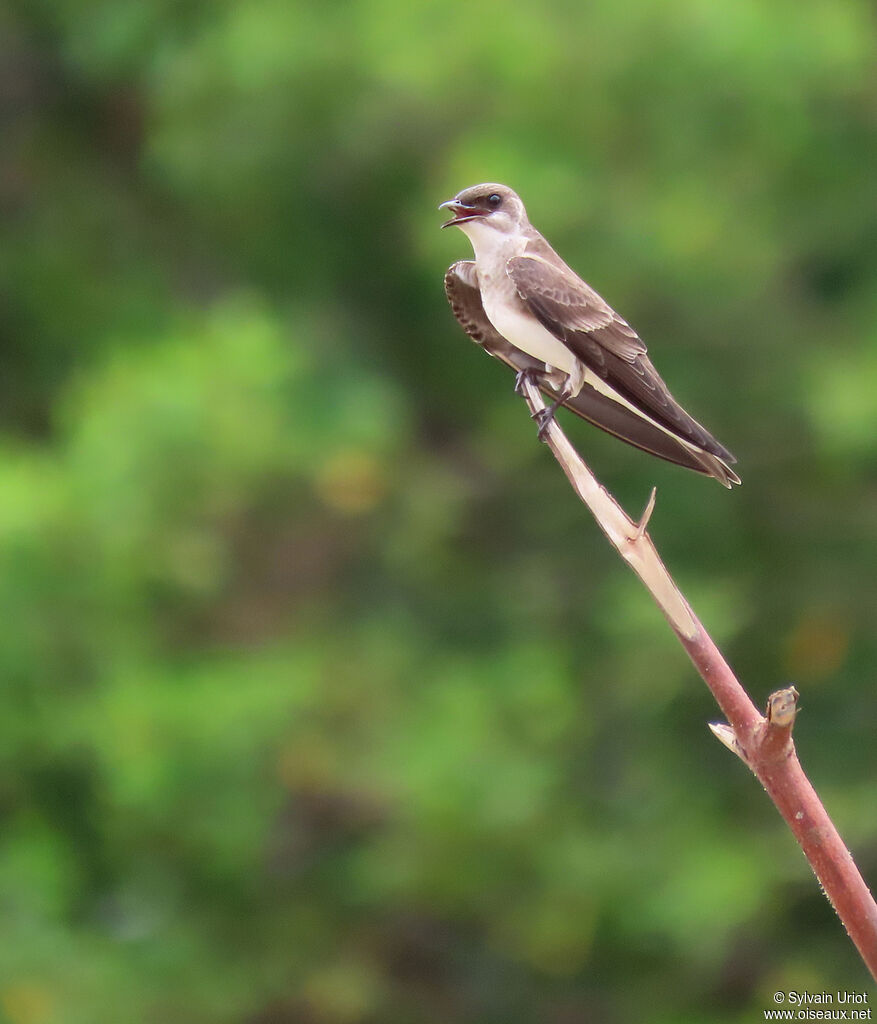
[458,219,525,271]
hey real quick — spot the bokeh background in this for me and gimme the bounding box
[1,1,876,1021]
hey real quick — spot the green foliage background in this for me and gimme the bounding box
[1,1,875,1021]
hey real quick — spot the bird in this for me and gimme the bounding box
[440,183,740,487]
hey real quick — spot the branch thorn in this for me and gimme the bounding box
[632,487,657,541]
[709,722,748,762]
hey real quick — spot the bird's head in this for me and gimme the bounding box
[439,184,526,241]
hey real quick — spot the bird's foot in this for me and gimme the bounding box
[532,392,568,441]
[532,406,556,440]
[514,369,538,396]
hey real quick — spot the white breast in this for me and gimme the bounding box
[482,286,579,376]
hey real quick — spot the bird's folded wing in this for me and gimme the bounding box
[444,261,738,484]
[506,254,736,463]
[445,262,543,371]
[505,253,646,361]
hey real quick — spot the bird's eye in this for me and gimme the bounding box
[487,193,502,208]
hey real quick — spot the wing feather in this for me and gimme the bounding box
[506,253,736,463]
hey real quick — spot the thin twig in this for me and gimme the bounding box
[519,377,877,980]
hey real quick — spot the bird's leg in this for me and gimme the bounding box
[530,363,583,440]
[514,368,567,440]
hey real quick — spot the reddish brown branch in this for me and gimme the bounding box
[519,377,877,980]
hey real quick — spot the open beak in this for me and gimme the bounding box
[439,199,486,228]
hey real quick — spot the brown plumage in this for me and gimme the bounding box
[441,183,739,487]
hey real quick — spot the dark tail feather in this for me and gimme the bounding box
[558,383,740,486]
